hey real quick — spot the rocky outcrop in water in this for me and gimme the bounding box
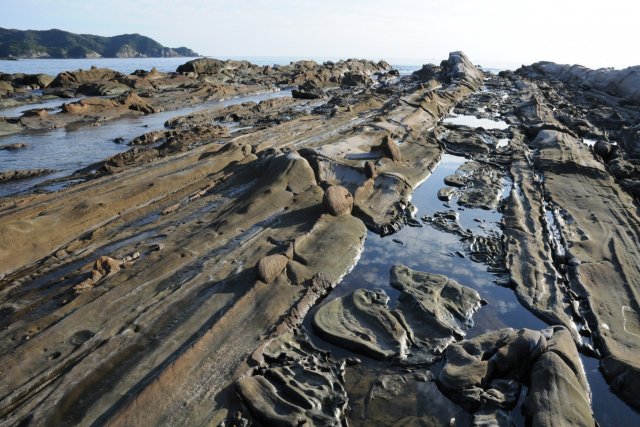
[0,168,53,183]
[313,265,482,363]
[438,326,594,427]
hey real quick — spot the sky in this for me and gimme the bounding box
[1,0,638,69]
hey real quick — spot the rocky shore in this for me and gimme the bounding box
[0,52,639,426]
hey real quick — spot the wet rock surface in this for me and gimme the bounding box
[438,326,594,426]
[1,52,640,426]
[313,265,482,363]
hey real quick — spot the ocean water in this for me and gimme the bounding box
[0,56,518,77]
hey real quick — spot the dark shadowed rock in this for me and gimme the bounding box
[381,135,401,161]
[593,140,613,159]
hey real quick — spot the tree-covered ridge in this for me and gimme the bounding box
[0,28,198,58]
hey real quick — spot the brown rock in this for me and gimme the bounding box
[92,256,121,282]
[322,185,354,216]
[0,143,27,151]
[256,254,288,284]
[73,278,95,294]
[21,109,49,118]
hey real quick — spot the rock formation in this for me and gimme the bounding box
[2,50,639,425]
[313,265,482,363]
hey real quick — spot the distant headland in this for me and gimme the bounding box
[0,27,198,59]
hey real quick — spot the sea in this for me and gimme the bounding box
[0,56,520,77]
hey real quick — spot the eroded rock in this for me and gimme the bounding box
[438,326,594,426]
[256,254,289,284]
[313,266,482,363]
[322,185,354,216]
[313,288,408,360]
[237,330,347,426]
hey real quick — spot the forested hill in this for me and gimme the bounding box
[0,28,198,59]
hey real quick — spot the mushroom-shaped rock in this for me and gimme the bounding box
[256,254,289,284]
[381,135,401,161]
[322,185,353,216]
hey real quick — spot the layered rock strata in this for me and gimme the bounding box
[0,52,483,425]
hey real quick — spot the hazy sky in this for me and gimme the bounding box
[2,0,638,69]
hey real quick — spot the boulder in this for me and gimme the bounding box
[256,254,288,283]
[322,185,353,216]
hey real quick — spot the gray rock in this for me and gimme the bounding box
[524,61,640,105]
[313,288,409,360]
